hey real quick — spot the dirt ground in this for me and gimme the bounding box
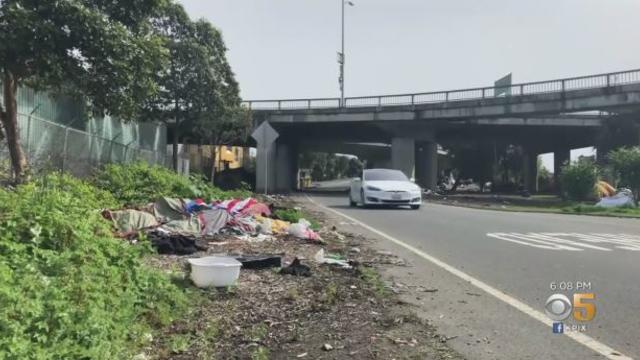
[144,197,463,360]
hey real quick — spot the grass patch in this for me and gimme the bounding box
[274,208,321,230]
[360,266,389,297]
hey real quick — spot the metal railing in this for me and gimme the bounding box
[243,68,640,111]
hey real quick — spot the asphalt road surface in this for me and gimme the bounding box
[307,193,640,360]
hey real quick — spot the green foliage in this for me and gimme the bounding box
[0,173,189,359]
[93,162,251,205]
[300,152,363,181]
[560,159,599,201]
[608,146,640,204]
[274,208,320,230]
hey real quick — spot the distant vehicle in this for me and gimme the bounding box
[349,169,422,209]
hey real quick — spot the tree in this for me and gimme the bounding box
[145,4,241,171]
[608,146,640,204]
[560,158,599,201]
[0,0,167,182]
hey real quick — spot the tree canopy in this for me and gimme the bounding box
[0,0,246,180]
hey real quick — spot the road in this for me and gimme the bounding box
[306,193,640,360]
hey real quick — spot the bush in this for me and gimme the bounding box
[608,146,640,204]
[274,208,320,230]
[0,174,189,359]
[93,162,251,205]
[560,159,599,201]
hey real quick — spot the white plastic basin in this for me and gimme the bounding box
[187,256,241,288]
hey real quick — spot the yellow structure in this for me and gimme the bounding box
[185,145,250,174]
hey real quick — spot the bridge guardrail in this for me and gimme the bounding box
[243,68,640,111]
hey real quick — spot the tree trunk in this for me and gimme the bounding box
[1,70,27,183]
[172,119,180,171]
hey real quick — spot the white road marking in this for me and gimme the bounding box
[305,195,633,360]
[487,232,640,251]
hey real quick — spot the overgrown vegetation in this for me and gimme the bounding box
[560,159,599,200]
[609,146,640,205]
[0,173,190,358]
[93,161,251,205]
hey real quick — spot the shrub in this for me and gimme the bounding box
[93,162,251,205]
[274,208,320,230]
[0,174,189,359]
[608,146,640,204]
[560,159,599,201]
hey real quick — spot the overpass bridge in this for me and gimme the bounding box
[245,68,640,193]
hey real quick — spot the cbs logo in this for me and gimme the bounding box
[545,293,596,321]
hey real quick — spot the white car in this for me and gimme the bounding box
[349,169,422,209]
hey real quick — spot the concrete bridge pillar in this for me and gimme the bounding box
[523,151,538,193]
[554,149,570,194]
[415,141,438,190]
[391,137,415,178]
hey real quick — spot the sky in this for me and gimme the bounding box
[178,0,639,171]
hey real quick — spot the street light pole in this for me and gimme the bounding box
[339,1,354,108]
[340,0,345,107]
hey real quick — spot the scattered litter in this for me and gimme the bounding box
[314,249,352,269]
[105,209,159,233]
[236,255,282,270]
[466,292,482,297]
[234,234,274,242]
[296,353,308,358]
[349,247,361,253]
[288,219,321,241]
[596,188,635,208]
[280,258,311,277]
[322,343,333,351]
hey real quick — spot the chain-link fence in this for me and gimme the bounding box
[0,113,167,178]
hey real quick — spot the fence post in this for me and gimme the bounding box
[278,100,282,111]
[520,84,524,95]
[308,99,311,109]
[25,115,32,162]
[561,80,565,92]
[482,89,485,99]
[445,92,449,102]
[606,74,611,87]
[411,94,415,105]
[61,128,69,172]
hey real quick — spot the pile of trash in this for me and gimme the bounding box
[595,181,636,208]
[102,196,323,255]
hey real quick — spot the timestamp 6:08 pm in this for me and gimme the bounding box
[550,281,592,291]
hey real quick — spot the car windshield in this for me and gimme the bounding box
[364,169,408,181]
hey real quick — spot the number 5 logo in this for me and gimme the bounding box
[573,293,596,321]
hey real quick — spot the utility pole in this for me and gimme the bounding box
[339,1,354,107]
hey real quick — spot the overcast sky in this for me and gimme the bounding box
[178,0,639,170]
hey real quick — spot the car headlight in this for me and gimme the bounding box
[366,186,382,191]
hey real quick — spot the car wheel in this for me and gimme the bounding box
[410,205,420,210]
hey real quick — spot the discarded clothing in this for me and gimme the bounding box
[280,258,311,277]
[216,198,257,214]
[227,215,258,234]
[147,230,208,255]
[240,203,272,217]
[107,209,159,232]
[236,255,282,270]
[199,208,232,236]
[185,199,212,213]
[161,217,201,235]
[154,197,187,222]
